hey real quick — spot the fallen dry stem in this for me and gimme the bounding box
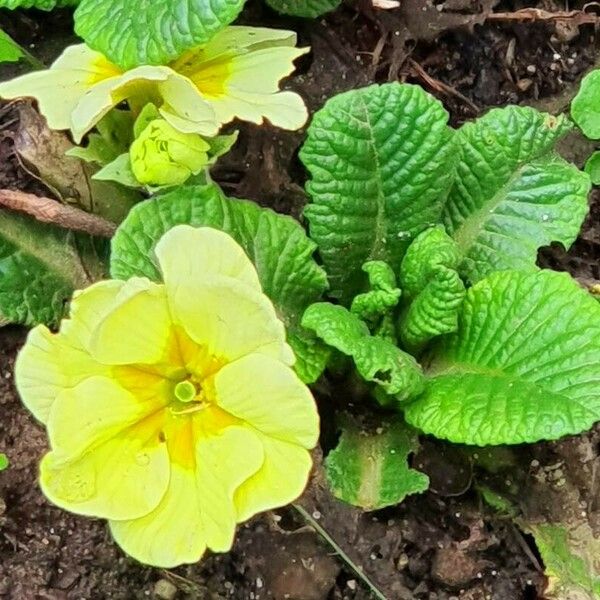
[486,8,600,26]
[0,189,117,238]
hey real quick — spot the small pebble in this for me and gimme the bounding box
[153,579,177,600]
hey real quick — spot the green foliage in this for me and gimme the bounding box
[571,69,600,140]
[0,0,78,7]
[528,522,600,599]
[302,302,425,404]
[398,227,465,350]
[0,29,24,63]
[265,0,341,18]
[110,183,329,383]
[0,212,107,326]
[74,0,245,69]
[326,417,429,510]
[0,453,8,471]
[300,83,458,303]
[405,270,600,445]
[444,106,589,283]
[584,150,600,184]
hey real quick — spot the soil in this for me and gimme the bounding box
[1,1,600,599]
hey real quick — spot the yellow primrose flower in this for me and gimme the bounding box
[0,26,309,143]
[14,225,319,568]
[130,119,211,186]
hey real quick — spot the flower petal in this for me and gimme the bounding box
[109,463,206,568]
[41,409,169,521]
[207,89,309,130]
[167,276,293,365]
[46,376,167,459]
[14,280,124,424]
[155,225,261,292]
[210,353,319,447]
[88,278,172,366]
[109,424,263,567]
[0,44,120,132]
[234,434,312,522]
[71,66,218,143]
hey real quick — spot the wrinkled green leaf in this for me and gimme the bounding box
[301,83,457,303]
[584,151,600,185]
[265,0,341,18]
[351,261,401,323]
[302,302,425,403]
[398,228,465,350]
[528,523,600,600]
[111,183,329,383]
[0,211,107,326]
[326,417,429,510]
[74,0,245,69]
[0,29,24,64]
[405,270,600,445]
[0,0,78,7]
[444,107,590,283]
[0,453,8,471]
[571,69,600,140]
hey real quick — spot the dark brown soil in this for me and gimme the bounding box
[1,2,600,599]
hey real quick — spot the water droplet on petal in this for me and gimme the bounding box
[135,452,150,466]
[51,465,96,503]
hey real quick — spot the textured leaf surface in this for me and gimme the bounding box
[584,150,600,185]
[399,228,465,349]
[405,270,600,445]
[443,106,590,283]
[111,183,329,382]
[300,83,457,303]
[302,302,424,403]
[265,0,341,18]
[75,0,244,69]
[0,0,78,7]
[351,261,401,323]
[571,69,600,140]
[0,211,107,326]
[326,417,429,510]
[528,523,600,600]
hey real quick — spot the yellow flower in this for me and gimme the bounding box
[0,26,309,143]
[15,226,319,568]
[130,119,211,186]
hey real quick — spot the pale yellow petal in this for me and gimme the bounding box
[192,423,264,551]
[210,353,319,447]
[71,66,218,143]
[14,325,109,424]
[88,278,172,366]
[223,47,309,95]
[40,410,169,521]
[0,44,120,132]
[109,424,263,567]
[155,225,261,292]
[46,376,167,459]
[207,89,308,130]
[109,463,206,568]
[167,276,293,365]
[234,434,312,522]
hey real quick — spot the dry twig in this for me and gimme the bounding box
[0,189,117,238]
[486,7,600,26]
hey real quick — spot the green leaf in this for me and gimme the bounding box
[527,523,600,600]
[0,0,78,8]
[302,302,425,403]
[0,211,107,327]
[0,453,8,471]
[443,106,590,283]
[300,83,458,303]
[94,153,140,188]
[0,29,24,64]
[404,270,600,446]
[110,183,329,383]
[265,0,341,18]
[351,261,401,323]
[326,416,429,510]
[571,69,600,140]
[584,151,600,185]
[74,0,245,70]
[398,227,465,350]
